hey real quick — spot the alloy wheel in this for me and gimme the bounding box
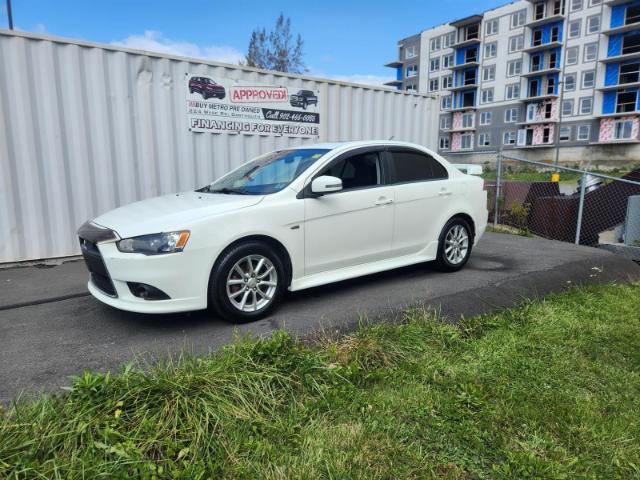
[444,224,469,265]
[226,255,278,312]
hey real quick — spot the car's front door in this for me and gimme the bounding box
[386,148,452,258]
[303,149,395,276]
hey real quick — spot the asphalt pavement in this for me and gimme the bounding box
[1,232,639,404]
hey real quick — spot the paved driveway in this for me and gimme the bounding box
[1,233,638,403]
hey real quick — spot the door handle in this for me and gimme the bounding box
[438,190,452,197]
[374,198,394,206]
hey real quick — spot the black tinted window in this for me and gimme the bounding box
[389,150,448,183]
[323,152,379,190]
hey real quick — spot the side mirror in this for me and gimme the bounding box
[311,175,343,195]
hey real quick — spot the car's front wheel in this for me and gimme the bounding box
[435,218,473,272]
[209,241,286,323]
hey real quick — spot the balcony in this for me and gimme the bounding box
[383,79,403,87]
[604,0,637,6]
[522,67,561,77]
[450,60,479,70]
[525,13,565,29]
[517,118,559,125]
[452,35,481,49]
[521,92,559,102]
[449,83,479,91]
[384,60,403,68]
[523,41,563,54]
[602,23,640,35]
[597,81,640,90]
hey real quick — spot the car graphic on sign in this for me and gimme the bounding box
[189,76,226,100]
[289,90,318,109]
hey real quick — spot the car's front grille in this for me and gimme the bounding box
[79,237,117,297]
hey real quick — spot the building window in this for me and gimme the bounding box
[620,62,640,84]
[430,37,441,52]
[440,115,452,130]
[616,91,637,112]
[442,53,454,69]
[559,126,572,142]
[480,111,492,125]
[484,42,498,59]
[571,0,583,12]
[486,19,499,36]
[429,58,439,72]
[562,99,574,116]
[460,134,474,150]
[582,70,596,88]
[429,78,440,92]
[465,47,479,63]
[442,75,453,89]
[505,107,518,123]
[568,19,581,39]
[579,97,593,115]
[622,33,640,55]
[534,1,546,21]
[483,65,496,82]
[509,35,524,53]
[584,43,598,62]
[503,131,517,145]
[577,124,591,141]
[441,95,452,110]
[405,46,417,59]
[566,47,579,65]
[442,32,455,48]
[406,84,417,92]
[589,0,602,6]
[587,15,600,34]
[626,5,640,25]
[506,83,521,100]
[462,113,475,128]
[439,136,451,150]
[511,10,526,28]
[478,133,491,146]
[507,59,522,77]
[533,29,543,47]
[481,88,494,104]
[564,73,576,91]
[614,120,634,139]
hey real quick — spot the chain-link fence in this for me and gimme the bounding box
[486,154,640,261]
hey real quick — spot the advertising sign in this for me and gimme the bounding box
[186,74,321,138]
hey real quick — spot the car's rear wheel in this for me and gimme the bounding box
[209,241,286,323]
[435,218,473,272]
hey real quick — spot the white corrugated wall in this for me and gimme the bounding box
[0,30,438,263]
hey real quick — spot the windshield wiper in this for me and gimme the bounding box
[204,187,251,195]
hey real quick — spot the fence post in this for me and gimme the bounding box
[494,151,503,227]
[575,171,587,245]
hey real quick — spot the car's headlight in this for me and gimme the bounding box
[116,231,190,255]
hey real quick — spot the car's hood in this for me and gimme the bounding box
[92,191,264,239]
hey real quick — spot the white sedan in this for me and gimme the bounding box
[78,141,487,322]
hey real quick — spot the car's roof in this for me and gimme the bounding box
[295,140,427,151]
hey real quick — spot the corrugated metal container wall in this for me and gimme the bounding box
[0,30,438,263]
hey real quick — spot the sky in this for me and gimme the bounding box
[1,0,507,86]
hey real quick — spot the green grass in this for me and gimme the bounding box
[2,283,640,479]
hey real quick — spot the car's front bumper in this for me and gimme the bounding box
[78,223,210,314]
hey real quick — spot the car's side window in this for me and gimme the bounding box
[321,152,381,191]
[388,150,448,183]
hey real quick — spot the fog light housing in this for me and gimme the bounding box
[127,282,171,301]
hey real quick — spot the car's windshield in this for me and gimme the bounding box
[201,148,330,195]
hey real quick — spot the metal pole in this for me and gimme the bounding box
[6,0,13,30]
[553,0,570,169]
[574,171,587,245]
[494,151,503,227]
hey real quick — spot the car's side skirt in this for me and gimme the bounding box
[289,241,439,292]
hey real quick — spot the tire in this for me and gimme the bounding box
[201,91,208,100]
[209,241,287,323]
[434,217,473,272]
[302,100,307,110]
[218,92,226,100]
[189,88,194,94]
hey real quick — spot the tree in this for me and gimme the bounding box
[245,14,305,74]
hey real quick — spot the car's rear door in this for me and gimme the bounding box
[385,148,451,258]
[303,147,395,276]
